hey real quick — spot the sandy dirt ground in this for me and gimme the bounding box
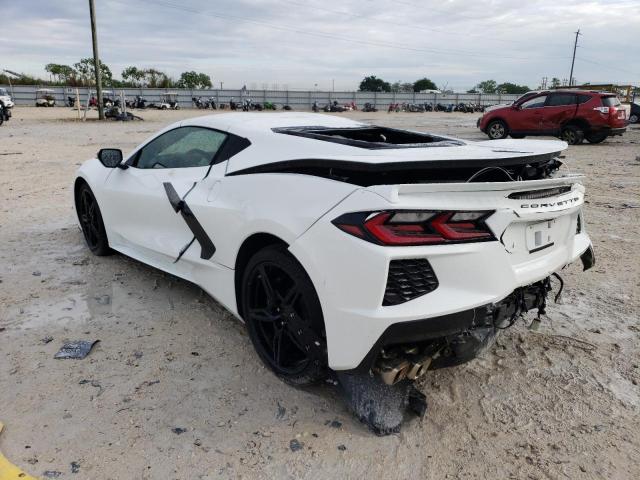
[0,107,638,480]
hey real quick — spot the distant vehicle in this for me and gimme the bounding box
[35,88,56,107]
[0,87,14,109]
[0,87,12,126]
[158,92,180,110]
[629,102,639,124]
[477,90,627,144]
[102,90,116,107]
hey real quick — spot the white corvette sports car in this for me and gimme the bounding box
[74,112,594,388]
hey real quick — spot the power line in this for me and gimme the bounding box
[126,0,569,62]
[576,57,640,77]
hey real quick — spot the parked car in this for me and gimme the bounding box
[35,88,56,107]
[74,113,594,433]
[0,87,14,109]
[477,90,627,144]
[157,92,180,110]
[0,87,13,126]
[629,102,639,124]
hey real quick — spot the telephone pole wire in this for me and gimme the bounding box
[89,0,104,120]
[569,28,581,87]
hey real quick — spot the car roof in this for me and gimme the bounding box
[176,113,567,174]
[182,112,365,136]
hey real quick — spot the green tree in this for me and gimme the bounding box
[121,66,146,87]
[551,77,561,88]
[73,58,112,86]
[475,79,497,94]
[177,71,212,89]
[44,64,76,83]
[390,81,413,93]
[466,88,479,93]
[496,82,530,94]
[413,77,438,92]
[359,75,391,92]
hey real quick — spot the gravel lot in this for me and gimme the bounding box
[1,107,638,479]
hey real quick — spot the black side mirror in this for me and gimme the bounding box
[97,148,123,168]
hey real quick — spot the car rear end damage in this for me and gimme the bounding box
[290,173,593,375]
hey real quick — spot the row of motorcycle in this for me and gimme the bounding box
[387,102,486,113]
[192,97,293,111]
[312,101,379,113]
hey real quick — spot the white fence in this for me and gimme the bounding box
[1,84,521,109]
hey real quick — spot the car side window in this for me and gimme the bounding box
[135,127,227,169]
[521,95,547,109]
[546,93,577,106]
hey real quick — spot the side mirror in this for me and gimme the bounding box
[97,148,123,168]
[512,103,520,110]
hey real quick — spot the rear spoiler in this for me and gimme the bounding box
[369,174,585,203]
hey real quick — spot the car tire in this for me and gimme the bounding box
[487,120,509,139]
[76,183,111,256]
[510,134,525,139]
[560,125,584,145]
[585,131,608,144]
[241,245,327,386]
[629,114,638,124]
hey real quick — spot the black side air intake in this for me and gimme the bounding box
[383,259,439,306]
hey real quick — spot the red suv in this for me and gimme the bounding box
[478,90,627,144]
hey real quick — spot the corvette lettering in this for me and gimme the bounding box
[163,182,216,260]
[520,197,580,208]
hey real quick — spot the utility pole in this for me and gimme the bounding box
[569,28,581,87]
[89,0,104,120]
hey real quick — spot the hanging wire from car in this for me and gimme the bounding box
[466,166,515,183]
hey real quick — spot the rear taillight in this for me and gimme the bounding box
[593,106,610,114]
[333,210,495,246]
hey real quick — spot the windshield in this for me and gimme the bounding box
[0,88,8,96]
[513,91,539,105]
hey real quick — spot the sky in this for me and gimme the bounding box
[1,0,638,91]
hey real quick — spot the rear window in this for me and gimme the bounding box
[546,93,576,106]
[601,96,621,107]
[273,126,463,149]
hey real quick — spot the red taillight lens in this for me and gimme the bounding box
[333,210,494,246]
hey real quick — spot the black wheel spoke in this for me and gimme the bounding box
[248,307,275,323]
[272,328,284,365]
[281,286,301,309]
[257,265,276,304]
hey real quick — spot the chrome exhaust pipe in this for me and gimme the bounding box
[375,353,434,385]
[405,357,432,380]
[376,359,411,385]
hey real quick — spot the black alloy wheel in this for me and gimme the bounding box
[77,184,111,256]
[241,245,326,385]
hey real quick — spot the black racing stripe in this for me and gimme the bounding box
[163,183,216,260]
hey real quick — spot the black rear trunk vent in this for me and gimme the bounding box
[383,259,439,306]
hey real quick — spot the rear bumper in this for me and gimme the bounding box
[608,127,626,136]
[290,185,592,370]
